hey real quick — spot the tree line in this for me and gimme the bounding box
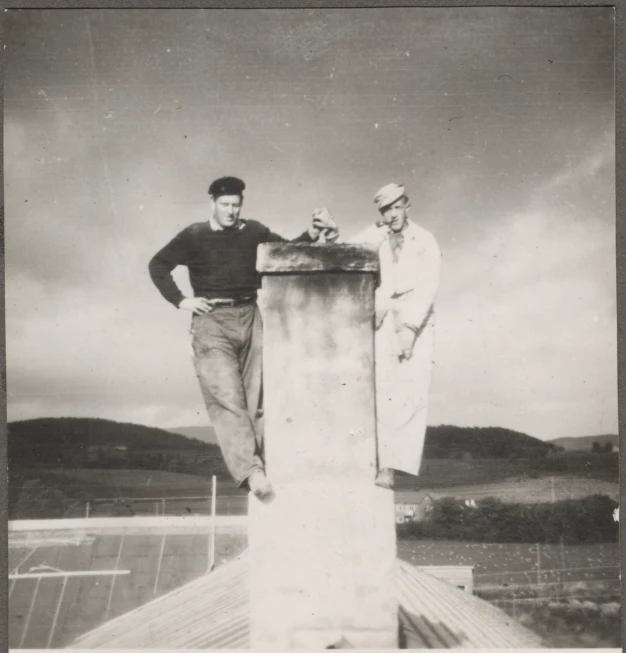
[397,494,618,544]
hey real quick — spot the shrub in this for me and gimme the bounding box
[397,494,618,544]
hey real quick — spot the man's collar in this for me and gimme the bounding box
[208,214,223,231]
[208,215,245,231]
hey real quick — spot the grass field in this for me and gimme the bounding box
[10,468,248,519]
[399,539,621,646]
[397,540,620,587]
[10,462,618,520]
[392,539,621,648]
[403,455,618,489]
[396,475,619,503]
[16,468,242,497]
[504,600,621,648]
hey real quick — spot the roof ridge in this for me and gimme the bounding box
[74,553,544,649]
[397,559,543,647]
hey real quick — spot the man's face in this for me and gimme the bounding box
[380,196,409,233]
[212,194,242,229]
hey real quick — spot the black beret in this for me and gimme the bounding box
[208,176,246,198]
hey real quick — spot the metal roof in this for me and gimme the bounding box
[72,550,250,649]
[396,559,542,648]
[73,551,544,649]
[9,517,248,648]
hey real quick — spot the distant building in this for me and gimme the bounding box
[395,492,434,523]
[87,443,128,462]
[418,565,475,594]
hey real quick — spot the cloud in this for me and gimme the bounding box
[4,8,616,439]
[428,144,616,438]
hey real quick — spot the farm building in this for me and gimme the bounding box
[87,444,128,462]
[395,492,435,523]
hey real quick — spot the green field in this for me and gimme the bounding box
[10,458,619,520]
[398,540,619,587]
[15,468,238,496]
[504,600,621,648]
[18,455,618,500]
[404,454,618,489]
[398,539,621,646]
[397,475,619,504]
[9,468,248,519]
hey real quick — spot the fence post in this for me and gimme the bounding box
[536,543,541,585]
[209,476,217,572]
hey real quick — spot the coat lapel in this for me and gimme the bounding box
[392,221,421,294]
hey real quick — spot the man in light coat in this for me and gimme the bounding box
[351,183,441,489]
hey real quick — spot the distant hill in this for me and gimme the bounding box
[547,434,619,451]
[423,425,556,459]
[167,426,218,445]
[8,417,555,470]
[8,417,218,468]
[167,423,555,459]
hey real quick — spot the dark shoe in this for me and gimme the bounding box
[375,468,395,490]
[249,470,275,504]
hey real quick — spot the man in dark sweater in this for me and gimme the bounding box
[149,176,338,502]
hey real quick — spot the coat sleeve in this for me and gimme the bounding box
[394,232,441,332]
[348,224,386,249]
[348,225,393,328]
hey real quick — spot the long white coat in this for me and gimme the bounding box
[351,219,441,476]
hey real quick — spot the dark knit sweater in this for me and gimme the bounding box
[149,219,313,307]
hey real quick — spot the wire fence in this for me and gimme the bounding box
[486,591,621,622]
[474,565,620,587]
[474,565,620,592]
[11,493,249,518]
[474,565,619,577]
[489,592,621,604]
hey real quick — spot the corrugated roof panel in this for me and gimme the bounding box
[73,551,249,649]
[397,559,543,648]
[73,550,544,649]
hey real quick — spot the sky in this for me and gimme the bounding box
[4,7,617,441]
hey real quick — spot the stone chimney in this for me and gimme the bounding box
[248,243,398,649]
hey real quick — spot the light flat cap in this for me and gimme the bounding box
[374,183,405,210]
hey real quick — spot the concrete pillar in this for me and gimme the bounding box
[248,243,398,649]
